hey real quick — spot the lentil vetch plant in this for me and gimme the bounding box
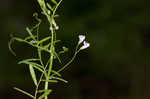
[10,0,90,99]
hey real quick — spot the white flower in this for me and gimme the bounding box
[80,41,90,50]
[78,35,85,44]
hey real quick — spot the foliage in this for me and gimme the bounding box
[9,0,90,99]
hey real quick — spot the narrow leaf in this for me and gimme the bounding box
[51,0,57,4]
[29,64,38,86]
[41,79,58,83]
[18,61,45,74]
[8,38,16,56]
[18,60,42,68]
[14,38,36,47]
[47,3,53,11]
[19,58,40,62]
[51,70,61,77]
[24,35,37,41]
[26,27,36,41]
[38,36,51,44]
[14,87,34,98]
[54,40,61,44]
[52,76,68,83]
[37,0,44,7]
[14,37,25,42]
[38,90,52,99]
[38,89,52,93]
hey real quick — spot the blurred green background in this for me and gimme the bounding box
[1,0,150,99]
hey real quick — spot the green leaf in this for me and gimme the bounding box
[14,37,25,42]
[24,35,37,41]
[19,60,42,68]
[54,40,61,44]
[14,37,36,46]
[37,0,44,7]
[14,87,34,98]
[51,70,61,77]
[29,64,38,86]
[38,36,51,44]
[14,37,36,47]
[11,37,51,53]
[26,27,36,41]
[38,89,52,93]
[47,3,53,11]
[19,58,40,62]
[18,61,45,74]
[41,79,58,83]
[51,76,68,83]
[38,90,46,93]
[51,0,57,4]
[38,90,52,99]
[8,37,16,56]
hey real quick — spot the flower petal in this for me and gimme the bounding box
[78,35,85,44]
[80,41,90,50]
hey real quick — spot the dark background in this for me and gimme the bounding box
[1,0,150,99]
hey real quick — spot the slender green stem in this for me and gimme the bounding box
[34,57,50,99]
[44,25,54,99]
[58,52,77,73]
[36,1,63,99]
[34,48,45,99]
[34,73,44,99]
[57,44,79,73]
